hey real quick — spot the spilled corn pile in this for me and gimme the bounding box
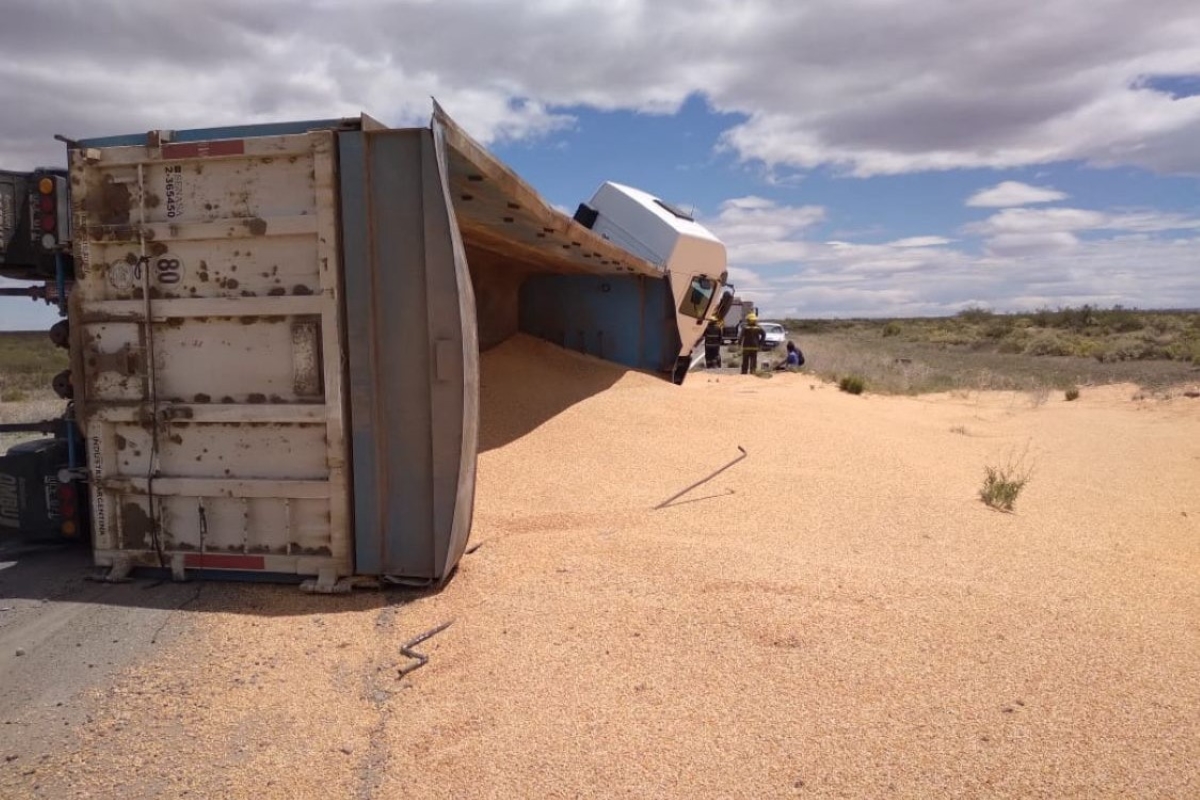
[3,334,1199,799]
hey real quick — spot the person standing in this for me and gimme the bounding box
[739,313,766,374]
[703,316,723,368]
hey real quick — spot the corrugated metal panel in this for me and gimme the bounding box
[341,126,478,584]
[518,273,676,372]
[432,105,725,381]
[69,129,352,580]
[434,103,658,279]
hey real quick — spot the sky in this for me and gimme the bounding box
[1,0,1198,330]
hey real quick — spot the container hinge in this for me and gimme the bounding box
[300,567,352,594]
[88,554,133,584]
[170,552,189,583]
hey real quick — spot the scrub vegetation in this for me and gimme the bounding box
[0,331,67,398]
[0,331,69,448]
[785,306,1200,395]
[979,448,1034,513]
[838,375,865,395]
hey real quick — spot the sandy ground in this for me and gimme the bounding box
[1,335,1197,798]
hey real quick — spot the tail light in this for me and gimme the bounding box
[58,482,79,537]
[32,173,69,251]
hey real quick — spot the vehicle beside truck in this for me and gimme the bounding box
[720,298,754,343]
[759,322,786,350]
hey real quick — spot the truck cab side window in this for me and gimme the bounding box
[679,276,714,319]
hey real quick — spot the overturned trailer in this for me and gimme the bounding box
[64,105,729,590]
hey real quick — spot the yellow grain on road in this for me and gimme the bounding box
[5,334,1198,799]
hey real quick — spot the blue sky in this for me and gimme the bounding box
[2,0,1198,330]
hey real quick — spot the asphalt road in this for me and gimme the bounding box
[0,541,198,771]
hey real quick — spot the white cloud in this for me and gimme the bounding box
[967,206,1200,237]
[1,1,1199,177]
[983,232,1080,257]
[717,196,1200,317]
[1,1,1198,326]
[962,205,1200,257]
[966,181,1069,207]
[966,207,1109,236]
[1104,211,1200,233]
[753,232,1200,318]
[887,236,953,248]
[706,196,826,266]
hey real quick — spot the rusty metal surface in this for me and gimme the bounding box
[69,127,354,579]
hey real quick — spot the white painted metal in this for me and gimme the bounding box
[69,131,351,578]
[585,181,726,277]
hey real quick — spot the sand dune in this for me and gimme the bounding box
[3,335,1197,798]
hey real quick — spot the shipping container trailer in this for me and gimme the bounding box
[59,104,728,589]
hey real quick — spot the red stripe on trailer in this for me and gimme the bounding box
[162,140,246,160]
[184,553,266,570]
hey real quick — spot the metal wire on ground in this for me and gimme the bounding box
[398,620,454,677]
[654,445,748,509]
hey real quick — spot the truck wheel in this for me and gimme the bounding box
[49,319,70,349]
[52,369,74,400]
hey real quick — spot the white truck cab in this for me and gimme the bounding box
[574,182,730,381]
[579,182,726,279]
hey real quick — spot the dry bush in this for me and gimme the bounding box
[980,448,1034,512]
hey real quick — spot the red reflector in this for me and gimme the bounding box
[162,140,246,160]
[40,214,55,232]
[183,553,266,570]
[58,485,77,518]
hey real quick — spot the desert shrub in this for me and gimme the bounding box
[927,328,975,346]
[881,322,902,338]
[1134,341,1173,360]
[1062,305,1098,331]
[1028,307,1054,328]
[1023,333,1074,357]
[980,450,1033,512]
[1065,386,1080,401]
[1070,339,1102,359]
[1163,340,1200,363]
[1098,306,1144,333]
[787,319,842,333]
[997,340,1025,354]
[980,465,1029,511]
[983,318,1016,339]
[1145,315,1183,335]
[839,375,865,394]
[957,306,994,324]
[1094,343,1144,363]
[1028,305,1099,332]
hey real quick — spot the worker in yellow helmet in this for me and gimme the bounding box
[739,312,765,374]
[703,315,723,368]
